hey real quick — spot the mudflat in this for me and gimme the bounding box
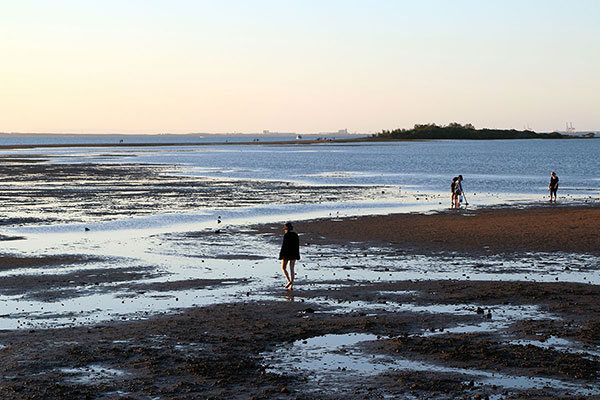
[292,205,600,255]
[1,202,599,399]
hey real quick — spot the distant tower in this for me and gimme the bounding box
[566,122,575,134]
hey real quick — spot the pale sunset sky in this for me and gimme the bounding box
[1,0,599,134]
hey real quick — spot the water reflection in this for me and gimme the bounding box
[264,333,600,396]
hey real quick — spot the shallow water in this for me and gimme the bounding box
[0,141,598,330]
[1,216,599,330]
[2,138,600,195]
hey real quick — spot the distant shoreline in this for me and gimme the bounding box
[0,134,597,150]
[0,138,362,150]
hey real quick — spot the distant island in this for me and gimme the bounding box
[370,123,588,140]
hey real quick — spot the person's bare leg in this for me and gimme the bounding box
[287,260,296,290]
[281,259,292,288]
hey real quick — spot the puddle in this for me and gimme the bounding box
[59,364,128,384]
[265,333,600,396]
[0,285,246,330]
[509,336,600,358]
[298,295,559,334]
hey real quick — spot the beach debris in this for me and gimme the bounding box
[84,227,90,231]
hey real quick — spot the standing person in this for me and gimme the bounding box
[450,177,459,208]
[454,175,464,208]
[279,222,300,290]
[549,171,559,202]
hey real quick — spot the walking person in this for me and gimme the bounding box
[549,171,559,202]
[279,222,300,290]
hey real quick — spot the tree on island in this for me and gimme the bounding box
[373,123,566,140]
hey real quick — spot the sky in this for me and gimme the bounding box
[1,0,599,134]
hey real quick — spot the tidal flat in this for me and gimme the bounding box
[0,154,599,399]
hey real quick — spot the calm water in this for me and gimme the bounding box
[5,138,599,199]
[166,139,600,196]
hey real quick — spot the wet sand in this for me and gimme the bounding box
[0,281,598,399]
[292,205,600,255]
[1,205,600,399]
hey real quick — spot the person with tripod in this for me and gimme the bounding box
[454,175,467,208]
[451,177,459,208]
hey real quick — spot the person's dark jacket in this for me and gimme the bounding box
[279,231,300,260]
